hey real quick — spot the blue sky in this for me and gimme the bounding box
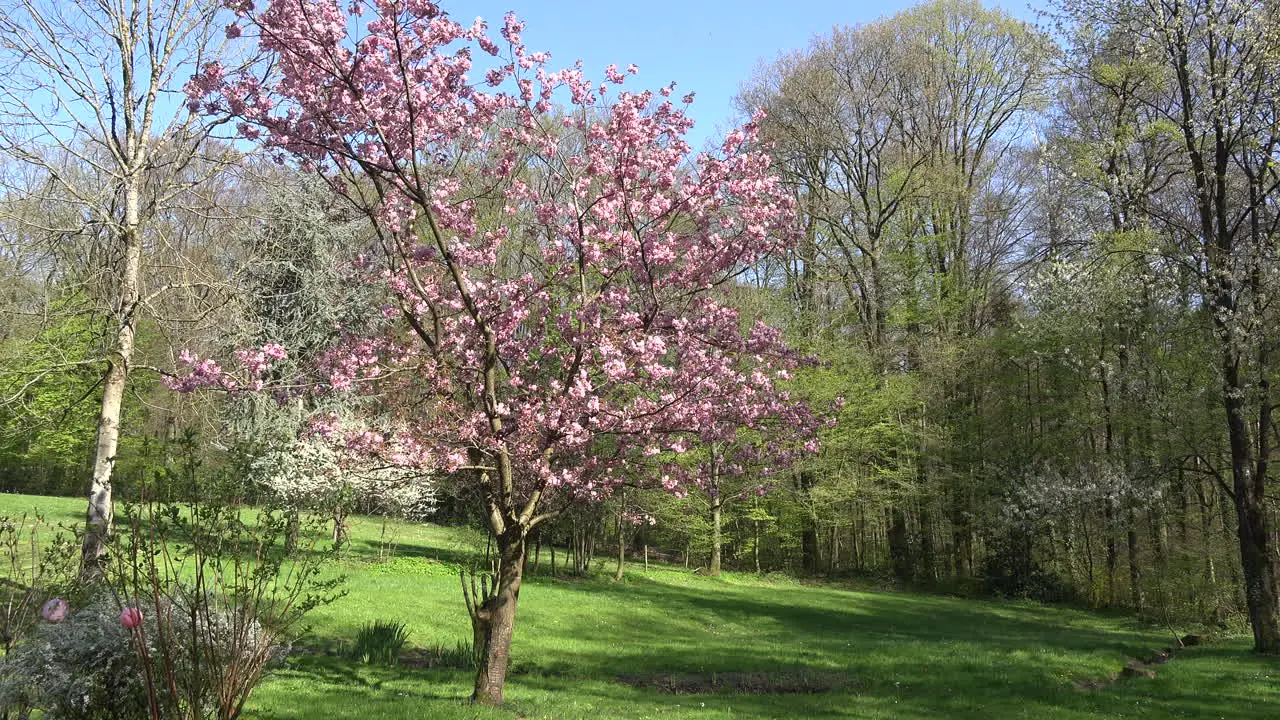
[459,0,1044,150]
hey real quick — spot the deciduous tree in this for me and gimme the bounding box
[0,0,245,578]
[179,0,814,704]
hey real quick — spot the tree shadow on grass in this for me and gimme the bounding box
[508,574,1237,719]
[342,535,482,569]
[256,564,1269,720]
[530,573,1156,656]
[271,652,476,701]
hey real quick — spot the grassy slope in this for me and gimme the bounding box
[2,493,1275,719]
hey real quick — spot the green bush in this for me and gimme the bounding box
[424,640,479,671]
[0,598,150,720]
[346,620,410,667]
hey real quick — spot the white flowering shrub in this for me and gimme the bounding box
[1000,461,1162,533]
[215,181,438,527]
[250,435,436,521]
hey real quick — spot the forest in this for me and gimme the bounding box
[0,0,1277,716]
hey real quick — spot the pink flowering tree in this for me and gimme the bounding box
[182,0,812,704]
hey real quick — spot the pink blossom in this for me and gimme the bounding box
[40,598,68,623]
[622,511,657,527]
[175,0,817,519]
[166,343,287,393]
[119,607,142,629]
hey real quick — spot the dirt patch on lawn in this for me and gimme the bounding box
[617,670,860,695]
[1073,635,1202,691]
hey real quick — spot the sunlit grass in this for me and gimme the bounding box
[1,492,1273,719]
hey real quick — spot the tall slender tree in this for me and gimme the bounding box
[0,0,242,577]
[1052,0,1280,654]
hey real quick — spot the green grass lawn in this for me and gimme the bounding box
[2,492,1275,719]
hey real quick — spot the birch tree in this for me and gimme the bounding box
[0,0,242,577]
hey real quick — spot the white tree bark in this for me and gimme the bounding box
[0,0,241,579]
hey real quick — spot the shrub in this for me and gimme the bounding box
[140,589,289,719]
[0,592,291,720]
[105,434,343,719]
[1,435,342,720]
[346,620,409,667]
[0,514,81,656]
[106,498,341,720]
[428,640,479,671]
[0,598,149,720]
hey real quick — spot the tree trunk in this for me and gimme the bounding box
[1127,517,1144,612]
[830,524,839,573]
[753,520,761,574]
[80,185,142,582]
[1149,508,1169,611]
[1163,17,1280,652]
[1224,374,1280,652]
[614,493,626,582]
[917,506,935,583]
[801,522,819,574]
[331,505,348,549]
[1081,508,1096,606]
[469,531,525,706]
[888,506,912,583]
[708,448,722,577]
[797,471,819,573]
[1104,498,1118,606]
[1230,469,1280,652]
[582,524,595,573]
[951,525,969,579]
[855,504,866,572]
[567,522,576,573]
[709,493,722,577]
[284,506,301,554]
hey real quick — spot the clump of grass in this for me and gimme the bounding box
[346,620,410,666]
[426,640,479,670]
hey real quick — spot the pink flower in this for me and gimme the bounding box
[119,607,143,629]
[178,0,819,531]
[40,598,68,623]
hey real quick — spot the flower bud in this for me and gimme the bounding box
[119,607,143,629]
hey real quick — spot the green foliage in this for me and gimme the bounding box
[345,620,410,667]
[0,299,102,496]
[0,598,151,720]
[0,294,174,500]
[421,640,479,671]
[367,557,463,579]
